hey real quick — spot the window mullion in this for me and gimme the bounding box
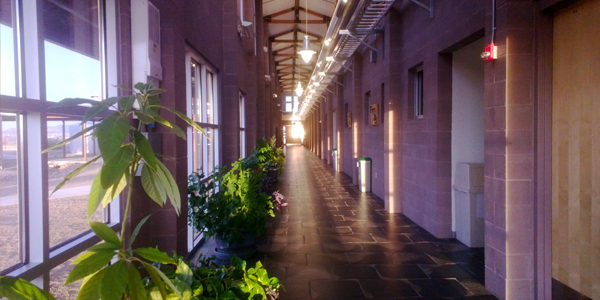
[20,0,43,100]
[23,112,47,278]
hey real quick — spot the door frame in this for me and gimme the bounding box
[535,1,597,298]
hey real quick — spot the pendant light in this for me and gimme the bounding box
[298,0,316,63]
[295,82,303,96]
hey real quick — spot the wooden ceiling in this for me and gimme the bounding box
[263,0,335,92]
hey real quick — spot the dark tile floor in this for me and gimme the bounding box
[198,145,497,300]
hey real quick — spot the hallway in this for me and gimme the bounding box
[260,145,495,299]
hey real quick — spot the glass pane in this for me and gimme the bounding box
[0,0,16,96]
[206,72,214,124]
[285,103,292,112]
[191,62,202,122]
[47,118,104,248]
[240,130,245,158]
[43,0,101,102]
[0,113,22,271]
[239,96,245,128]
[207,128,214,174]
[49,252,83,299]
[192,128,203,173]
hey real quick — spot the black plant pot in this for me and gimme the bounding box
[268,168,278,182]
[214,234,257,260]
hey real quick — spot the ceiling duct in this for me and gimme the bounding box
[298,0,394,118]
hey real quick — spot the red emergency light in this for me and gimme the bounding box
[481,43,497,61]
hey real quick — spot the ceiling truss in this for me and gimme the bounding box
[265,0,332,93]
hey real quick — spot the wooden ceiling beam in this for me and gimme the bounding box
[272,39,321,44]
[298,6,329,19]
[267,19,327,24]
[297,29,322,39]
[272,44,294,53]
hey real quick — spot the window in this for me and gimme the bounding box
[0,113,23,271]
[1,0,16,96]
[186,50,220,251]
[364,91,371,125]
[47,119,104,249]
[284,96,295,113]
[239,92,246,158]
[0,0,119,288]
[380,83,385,124]
[187,53,219,176]
[414,68,424,119]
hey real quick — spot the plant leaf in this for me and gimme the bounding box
[51,98,97,108]
[175,261,193,287]
[150,105,206,136]
[128,265,147,300]
[0,276,56,300]
[134,131,157,169]
[100,173,127,207]
[141,163,166,206]
[114,84,133,92]
[147,88,167,95]
[65,251,114,285]
[88,171,104,220]
[155,160,181,214]
[147,95,161,114]
[217,290,236,300]
[134,82,146,92]
[152,115,186,139]
[141,262,167,300]
[119,95,136,111]
[82,97,121,124]
[89,222,121,247]
[42,123,99,153]
[130,214,152,247]
[71,252,95,265]
[144,263,182,300]
[97,113,130,161]
[51,156,101,196]
[100,260,128,300]
[134,247,175,265]
[134,111,157,124]
[87,243,120,253]
[101,145,134,189]
[75,269,107,300]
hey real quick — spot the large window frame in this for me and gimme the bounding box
[413,67,424,119]
[283,95,296,113]
[239,91,246,158]
[185,50,220,252]
[0,0,120,286]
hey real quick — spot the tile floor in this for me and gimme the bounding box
[197,145,497,299]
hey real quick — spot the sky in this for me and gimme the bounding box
[2,23,101,132]
[1,24,101,102]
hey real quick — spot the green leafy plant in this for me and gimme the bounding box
[188,159,274,245]
[0,276,56,300]
[0,83,285,300]
[0,82,205,300]
[146,255,282,300]
[242,137,285,175]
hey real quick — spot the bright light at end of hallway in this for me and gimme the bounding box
[291,123,305,140]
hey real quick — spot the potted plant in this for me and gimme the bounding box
[188,159,274,260]
[146,255,282,300]
[0,83,282,300]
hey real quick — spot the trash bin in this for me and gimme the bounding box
[332,149,338,172]
[357,157,372,192]
[453,163,484,247]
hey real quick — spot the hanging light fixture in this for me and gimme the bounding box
[298,0,316,63]
[299,36,316,63]
[295,82,303,96]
